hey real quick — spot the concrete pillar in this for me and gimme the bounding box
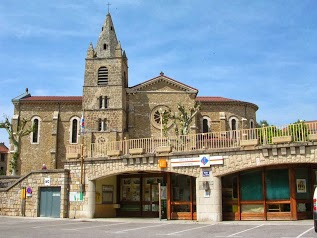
[196,168,222,222]
[87,180,96,219]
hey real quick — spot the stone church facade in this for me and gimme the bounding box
[12,13,257,175]
[2,12,265,221]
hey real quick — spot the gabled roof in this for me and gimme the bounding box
[196,96,259,110]
[12,88,31,103]
[127,72,198,94]
[21,96,82,102]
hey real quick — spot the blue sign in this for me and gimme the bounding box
[201,156,209,165]
[202,171,210,177]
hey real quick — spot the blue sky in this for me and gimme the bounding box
[0,0,316,145]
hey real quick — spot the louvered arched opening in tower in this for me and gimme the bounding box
[98,67,108,85]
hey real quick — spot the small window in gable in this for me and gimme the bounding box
[70,117,80,144]
[98,67,108,85]
[103,44,107,50]
[31,117,41,144]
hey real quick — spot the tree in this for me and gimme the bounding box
[170,102,201,136]
[0,116,34,175]
[258,120,269,127]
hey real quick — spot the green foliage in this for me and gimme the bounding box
[257,120,308,144]
[0,115,34,174]
[257,120,269,128]
[258,125,278,144]
[287,120,308,142]
[161,110,170,138]
[169,102,201,136]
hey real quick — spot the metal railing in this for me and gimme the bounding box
[67,121,317,159]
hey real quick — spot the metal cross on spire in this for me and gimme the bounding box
[107,2,111,13]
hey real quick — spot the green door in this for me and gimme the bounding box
[39,187,61,218]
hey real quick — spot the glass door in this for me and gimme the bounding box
[142,177,161,217]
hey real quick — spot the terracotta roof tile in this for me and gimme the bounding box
[0,144,9,153]
[196,96,259,110]
[196,96,236,102]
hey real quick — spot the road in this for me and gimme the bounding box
[0,216,315,238]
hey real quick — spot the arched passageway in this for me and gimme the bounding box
[222,164,317,221]
[93,171,197,220]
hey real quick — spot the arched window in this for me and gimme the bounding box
[98,67,108,85]
[250,119,255,129]
[31,117,41,144]
[99,96,109,109]
[200,116,211,133]
[70,117,80,144]
[98,118,107,131]
[99,96,103,109]
[229,117,239,131]
[231,119,237,130]
[98,118,102,131]
[229,117,239,139]
[103,119,107,131]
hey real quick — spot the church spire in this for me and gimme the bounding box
[95,12,118,58]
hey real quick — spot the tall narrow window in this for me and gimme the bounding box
[98,118,102,131]
[98,118,107,131]
[99,96,109,109]
[103,119,107,131]
[99,96,103,109]
[231,119,237,130]
[250,119,255,129]
[229,117,238,139]
[203,119,209,133]
[31,117,40,144]
[98,67,108,85]
[104,96,109,109]
[201,116,211,133]
[70,118,79,144]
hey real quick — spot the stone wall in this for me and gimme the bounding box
[0,169,69,217]
[211,143,317,177]
[198,101,257,132]
[12,101,81,175]
[128,82,197,139]
[0,176,20,188]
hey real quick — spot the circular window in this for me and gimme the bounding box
[151,105,173,129]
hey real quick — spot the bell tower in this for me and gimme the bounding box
[83,12,128,143]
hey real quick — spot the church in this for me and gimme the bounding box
[5,11,316,222]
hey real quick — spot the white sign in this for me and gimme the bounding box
[209,156,224,165]
[171,156,224,167]
[171,157,200,167]
[44,177,51,186]
[69,192,82,201]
